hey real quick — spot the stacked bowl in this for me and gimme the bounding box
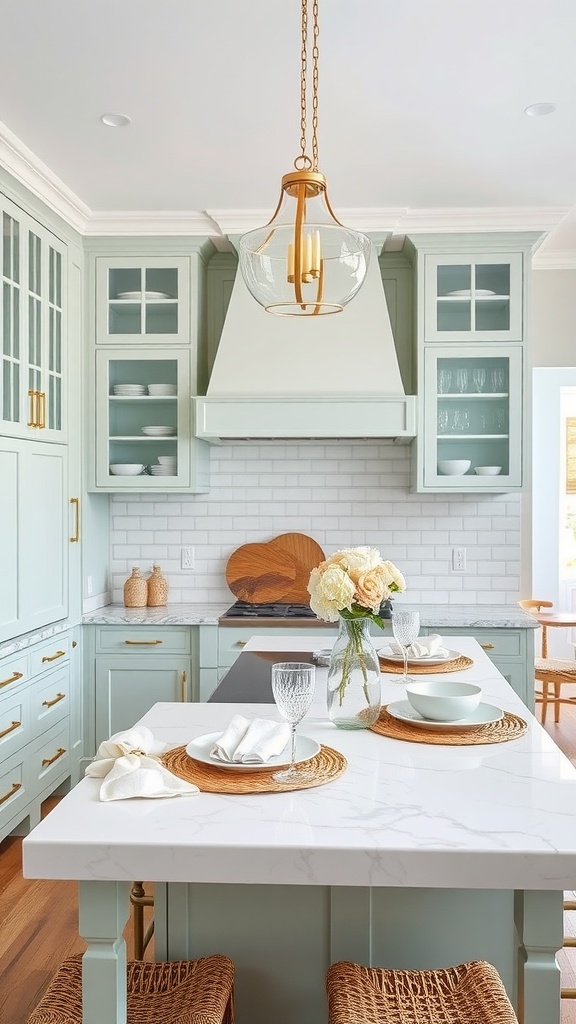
[142,425,176,437]
[148,383,177,396]
[150,455,177,477]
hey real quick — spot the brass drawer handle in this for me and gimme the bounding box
[70,497,80,543]
[42,747,66,767]
[481,643,495,651]
[0,781,21,805]
[235,640,247,647]
[42,692,65,708]
[0,720,21,740]
[181,670,187,703]
[124,639,163,646]
[41,650,66,663]
[0,671,23,689]
[27,389,40,427]
[38,390,46,429]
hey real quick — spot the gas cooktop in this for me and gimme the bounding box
[221,600,317,619]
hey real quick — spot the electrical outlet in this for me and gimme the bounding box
[181,547,194,570]
[452,547,467,572]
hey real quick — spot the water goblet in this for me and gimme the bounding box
[455,368,469,393]
[271,662,316,782]
[391,612,421,684]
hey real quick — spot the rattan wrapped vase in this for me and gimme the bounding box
[123,567,147,608]
[147,563,168,606]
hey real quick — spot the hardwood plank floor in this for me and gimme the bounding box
[2,707,576,1024]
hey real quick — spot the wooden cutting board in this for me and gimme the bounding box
[267,533,325,604]
[225,542,297,603]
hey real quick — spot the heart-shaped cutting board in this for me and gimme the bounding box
[225,542,298,603]
[268,533,325,604]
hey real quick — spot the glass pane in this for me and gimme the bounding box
[13,288,19,359]
[436,356,510,476]
[437,264,471,296]
[3,363,11,419]
[475,298,510,333]
[29,232,41,295]
[109,303,142,334]
[2,213,10,278]
[145,302,178,335]
[3,282,10,355]
[109,267,142,298]
[475,264,510,295]
[13,364,19,421]
[437,299,471,332]
[145,268,178,298]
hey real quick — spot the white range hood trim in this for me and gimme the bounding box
[194,394,417,442]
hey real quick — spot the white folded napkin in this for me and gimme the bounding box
[211,714,291,764]
[85,725,199,801]
[388,633,450,660]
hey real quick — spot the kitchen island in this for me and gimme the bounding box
[23,636,573,1024]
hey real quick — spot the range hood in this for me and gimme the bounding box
[194,243,416,441]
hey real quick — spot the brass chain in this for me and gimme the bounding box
[298,0,320,170]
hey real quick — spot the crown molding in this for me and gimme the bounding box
[532,250,576,270]
[0,119,90,233]
[84,209,224,239]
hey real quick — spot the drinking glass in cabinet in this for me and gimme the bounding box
[450,410,470,432]
[438,369,452,394]
[437,408,449,432]
[490,368,507,392]
[454,368,468,393]
[472,368,486,392]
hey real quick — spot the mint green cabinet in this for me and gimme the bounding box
[423,252,523,342]
[1,193,67,442]
[95,257,190,345]
[0,438,68,643]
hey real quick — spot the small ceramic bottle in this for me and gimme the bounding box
[147,563,168,607]
[123,567,147,608]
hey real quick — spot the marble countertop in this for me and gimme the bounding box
[0,618,76,659]
[23,636,576,891]
[81,602,538,629]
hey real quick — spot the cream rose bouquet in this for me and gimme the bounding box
[307,546,406,627]
[308,547,407,724]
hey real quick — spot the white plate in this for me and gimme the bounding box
[185,732,320,772]
[387,700,503,731]
[445,289,496,297]
[116,290,172,300]
[378,646,461,666]
[142,426,176,436]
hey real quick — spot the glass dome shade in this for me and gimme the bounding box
[238,176,371,317]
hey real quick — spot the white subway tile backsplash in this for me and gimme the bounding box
[109,440,523,606]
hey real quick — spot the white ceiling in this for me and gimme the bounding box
[1,0,575,259]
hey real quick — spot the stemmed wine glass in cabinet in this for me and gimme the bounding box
[271,662,316,782]
[391,611,420,685]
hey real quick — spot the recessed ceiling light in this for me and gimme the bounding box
[524,102,556,117]
[100,113,131,128]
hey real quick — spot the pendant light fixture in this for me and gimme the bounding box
[238,0,371,316]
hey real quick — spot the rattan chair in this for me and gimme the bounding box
[27,953,235,1024]
[519,599,576,724]
[326,959,518,1024]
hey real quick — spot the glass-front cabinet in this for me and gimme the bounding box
[95,257,190,345]
[92,349,209,492]
[422,346,523,491]
[1,195,66,441]
[424,253,523,342]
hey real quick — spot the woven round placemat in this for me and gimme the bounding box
[369,705,528,745]
[162,744,347,793]
[378,654,473,674]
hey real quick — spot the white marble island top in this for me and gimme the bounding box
[23,636,576,892]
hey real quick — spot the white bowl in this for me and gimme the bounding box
[109,464,145,476]
[405,680,482,722]
[158,455,177,465]
[147,384,177,396]
[437,459,471,476]
[474,466,502,476]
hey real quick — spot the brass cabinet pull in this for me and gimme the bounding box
[181,670,187,703]
[42,747,66,767]
[38,390,46,428]
[124,639,163,646]
[42,692,65,708]
[27,389,39,427]
[0,720,21,740]
[0,671,24,689]
[41,650,66,663]
[481,643,495,651]
[235,640,247,647]
[70,498,80,542]
[0,781,21,805]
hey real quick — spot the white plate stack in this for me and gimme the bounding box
[147,384,177,396]
[141,425,176,437]
[150,455,177,477]
[112,384,146,396]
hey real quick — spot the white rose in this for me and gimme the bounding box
[334,546,382,573]
[308,564,355,620]
[382,560,407,593]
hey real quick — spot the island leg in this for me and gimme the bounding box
[78,880,131,1024]
[515,889,563,1024]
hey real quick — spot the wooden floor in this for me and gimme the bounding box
[2,709,576,1024]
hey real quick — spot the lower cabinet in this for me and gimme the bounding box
[0,630,77,843]
[421,626,535,710]
[87,626,194,754]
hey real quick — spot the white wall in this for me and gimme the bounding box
[109,440,521,607]
[532,269,576,367]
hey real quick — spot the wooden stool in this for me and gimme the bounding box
[326,959,518,1023]
[27,953,235,1024]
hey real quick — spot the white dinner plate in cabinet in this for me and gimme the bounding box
[386,700,503,731]
[185,732,320,771]
[116,290,172,300]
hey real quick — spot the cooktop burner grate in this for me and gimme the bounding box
[221,601,317,619]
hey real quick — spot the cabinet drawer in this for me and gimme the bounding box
[29,635,71,678]
[0,654,28,693]
[32,664,70,738]
[95,626,191,655]
[31,722,70,792]
[0,748,29,832]
[434,628,522,658]
[0,684,31,761]
[217,625,335,669]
